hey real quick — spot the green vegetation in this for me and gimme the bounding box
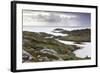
[53,29,91,42]
[23,31,79,54]
[22,28,91,63]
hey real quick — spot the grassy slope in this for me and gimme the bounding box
[54,29,91,42]
[23,31,86,62]
[23,29,91,62]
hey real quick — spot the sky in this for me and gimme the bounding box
[23,10,91,28]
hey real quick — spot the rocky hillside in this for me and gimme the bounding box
[22,28,91,63]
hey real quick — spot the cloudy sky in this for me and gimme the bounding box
[23,10,91,27]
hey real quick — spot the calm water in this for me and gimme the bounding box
[57,39,91,58]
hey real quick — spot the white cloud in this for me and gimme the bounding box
[23,11,50,16]
[59,14,77,19]
[23,10,80,27]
